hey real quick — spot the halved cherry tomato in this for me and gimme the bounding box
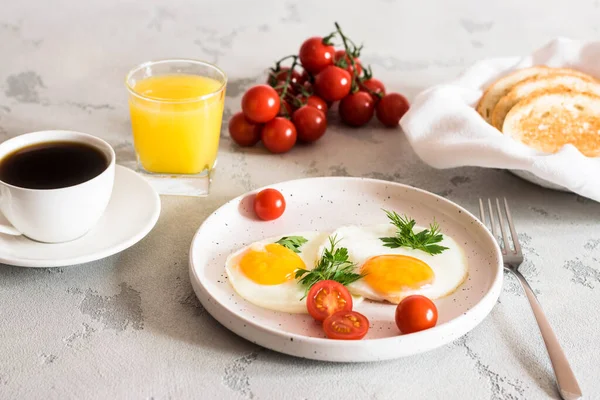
[339,91,375,127]
[323,310,369,340]
[228,112,261,147]
[292,106,327,143]
[306,280,353,322]
[254,188,285,221]
[242,85,280,123]
[334,50,363,76]
[261,117,297,154]
[314,66,352,102]
[395,295,438,334]
[376,93,410,128]
[267,67,301,87]
[299,37,335,74]
[359,78,386,102]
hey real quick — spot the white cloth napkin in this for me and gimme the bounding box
[400,38,600,202]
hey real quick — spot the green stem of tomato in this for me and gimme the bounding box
[274,54,298,70]
[334,22,360,93]
[360,65,383,100]
[278,55,298,119]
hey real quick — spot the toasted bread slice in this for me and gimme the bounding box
[476,66,551,123]
[503,91,600,157]
[476,66,596,124]
[491,73,600,131]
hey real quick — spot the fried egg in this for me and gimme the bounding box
[225,231,329,313]
[317,224,468,304]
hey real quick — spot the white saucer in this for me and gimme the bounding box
[0,165,161,268]
[189,177,503,362]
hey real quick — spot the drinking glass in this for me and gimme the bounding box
[126,59,227,196]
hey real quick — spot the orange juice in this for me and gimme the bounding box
[128,74,225,174]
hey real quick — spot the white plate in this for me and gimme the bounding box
[0,166,161,268]
[189,178,503,362]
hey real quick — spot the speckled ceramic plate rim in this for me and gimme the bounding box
[0,166,161,268]
[189,177,503,362]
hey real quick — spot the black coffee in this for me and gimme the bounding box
[0,141,109,189]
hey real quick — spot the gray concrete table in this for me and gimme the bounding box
[1,0,599,399]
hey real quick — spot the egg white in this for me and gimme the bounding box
[225,231,329,313]
[317,224,469,304]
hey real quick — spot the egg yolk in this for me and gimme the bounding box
[239,243,306,285]
[361,255,434,294]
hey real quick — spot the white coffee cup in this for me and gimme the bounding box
[0,130,115,243]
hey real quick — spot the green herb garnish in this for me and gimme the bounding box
[295,235,363,296]
[380,209,449,255]
[275,236,308,253]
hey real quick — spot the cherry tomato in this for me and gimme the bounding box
[376,93,410,128]
[275,85,296,99]
[299,37,335,74]
[306,280,353,322]
[339,91,375,127]
[395,295,438,334]
[242,85,281,123]
[278,100,294,117]
[261,117,297,154]
[267,67,301,87]
[298,69,312,85]
[253,188,286,221]
[323,311,369,340]
[334,50,363,76]
[305,95,328,113]
[292,106,327,143]
[228,112,261,147]
[359,78,386,102]
[314,66,352,102]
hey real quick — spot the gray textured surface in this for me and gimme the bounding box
[1,0,600,399]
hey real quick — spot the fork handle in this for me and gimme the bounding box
[511,269,582,400]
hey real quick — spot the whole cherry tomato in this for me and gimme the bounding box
[305,95,328,113]
[292,106,327,143]
[275,85,296,99]
[306,280,353,322]
[359,78,386,102]
[339,91,375,127]
[376,93,410,127]
[299,37,335,74]
[242,85,280,123]
[278,100,294,117]
[267,67,301,87]
[323,311,369,340]
[334,50,363,76]
[254,188,286,221]
[228,112,261,147]
[298,69,312,85]
[314,66,352,102]
[261,117,297,153]
[395,295,438,334]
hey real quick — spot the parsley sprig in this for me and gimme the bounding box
[295,235,363,296]
[275,236,308,253]
[380,209,449,255]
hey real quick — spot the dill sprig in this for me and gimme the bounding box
[380,209,449,255]
[295,235,363,295]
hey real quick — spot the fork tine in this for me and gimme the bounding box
[478,199,486,225]
[503,198,521,255]
[487,199,502,252]
[495,198,512,254]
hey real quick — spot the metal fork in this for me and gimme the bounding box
[479,198,582,400]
